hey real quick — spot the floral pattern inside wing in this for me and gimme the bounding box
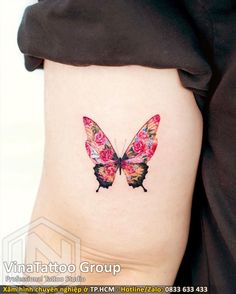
[123,114,160,163]
[83,117,118,165]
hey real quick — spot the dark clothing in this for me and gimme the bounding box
[18,1,236,293]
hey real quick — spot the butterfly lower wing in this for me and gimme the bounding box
[94,163,118,192]
[122,162,149,192]
[121,114,160,191]
[83,116,119,191]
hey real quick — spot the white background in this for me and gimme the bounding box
[0,0,43,244]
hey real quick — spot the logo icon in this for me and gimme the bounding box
[2,217,81,285]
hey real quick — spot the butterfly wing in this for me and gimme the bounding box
[93,163,118,191]
[121,114,160,191]
[122,162,149,191]
[83,117,119,191]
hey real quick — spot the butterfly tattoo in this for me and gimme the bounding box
[83,114,160,192]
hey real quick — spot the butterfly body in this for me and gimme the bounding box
[83,114,160,193]
[118,157,122,175]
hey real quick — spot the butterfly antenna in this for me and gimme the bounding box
[141,184,147,192]
[121,139,127,155]
[96,184,101,193]
[114,138,119,156]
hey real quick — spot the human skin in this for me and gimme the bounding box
[28,60,202,284]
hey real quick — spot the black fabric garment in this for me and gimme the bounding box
[181,1,236,293]
[17,0,211,99]
[17,1,236,293]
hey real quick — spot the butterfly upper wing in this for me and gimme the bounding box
[121,114,160,190]
[83,117,118,164]
[122,114,160,163]
[83,117,119,190]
